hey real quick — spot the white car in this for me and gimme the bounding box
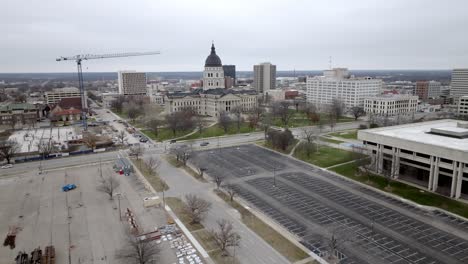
[1,164,13,169]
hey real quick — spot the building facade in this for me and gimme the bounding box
[358,120,468,199]
[253,62,276,93]
[118,71,147,95]
[306,68,382,109]
[415,81,441,100]
[165,88,257,117]
[364,95,418,116]
[45,87,82,104]
[0,103,38,128]
[458,96,468,116]
[450,68,468,99]
[203,44,225,90]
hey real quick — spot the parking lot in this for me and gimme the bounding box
[0,162,175,263]
[192,145,468,264]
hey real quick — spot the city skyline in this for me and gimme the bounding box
[3,0,468,72]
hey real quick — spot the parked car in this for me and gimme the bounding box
[62,184,77,192]
[139,137,148,143]
[200,142,209,146]
[1,164,13,169]
[170,139,177,144]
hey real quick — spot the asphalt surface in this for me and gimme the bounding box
[192,144,468,264]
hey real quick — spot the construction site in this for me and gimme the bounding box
[0,162,181,263]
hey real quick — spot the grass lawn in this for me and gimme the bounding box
[330,162,468,219]
[132,159,169,192]
[141,128,192,142]
[183,123,257,140]
[261,139,299,154]
[271,110,355,128]
[319,136,345,144]
[293,142,363,168]
[328,130,358,140]
[214,190,309,262]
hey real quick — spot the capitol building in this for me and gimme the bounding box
[164,44,258,117]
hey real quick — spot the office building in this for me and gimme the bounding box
[45,87,82,104]
[364,95,418,116]
[306,68,382,109]
[450,69,468,99]
[223,65,236,84]
[358,120,468,199]
[254,62,276,93]
[415,81,441,100]
[0,103,38,128]
[118,71,147,95]
[203,44,225,90]
[458,96,468,116]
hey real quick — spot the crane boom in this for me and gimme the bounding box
[56,51,160,62]
[56,51,160,130]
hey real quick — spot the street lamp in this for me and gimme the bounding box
[117,193,122,221]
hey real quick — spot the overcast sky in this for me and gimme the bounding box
[2,0,468,72]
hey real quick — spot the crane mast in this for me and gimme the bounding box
[56,51,160,130]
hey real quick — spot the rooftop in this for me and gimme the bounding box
[359,119,468,153]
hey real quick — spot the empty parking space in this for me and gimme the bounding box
[193,144,468,264]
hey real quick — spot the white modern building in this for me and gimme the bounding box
[306,68,382,109]
[118,71,147,95]
[254,62,276,93]
[364,95,418,116]
[450,69,468,99]
[458,96,468,116]
[358,120,468,199]
[45,87,82,104]
[203,44,225,90]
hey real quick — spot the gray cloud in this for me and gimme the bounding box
[2,0,468,72]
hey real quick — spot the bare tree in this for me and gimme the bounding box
[170,145,191,165]
[224,184,237,202]
[37,140,57,157]
[261,113,272,139]
[116,130,127,145]
[97,176,120,200]
[144,156,161,176]
[146,118,162,137]
[213,174,223,190]
[195,114,206,134]
[350,106,366,121]
[126,103,143,123]
[183,194,212,224]
[303,103,320,124]
[330,98,345,119]
[130,144,144,160]
[218,111,231,133]
[117,233,159,264]
[165,112,179,136]
[273,101,294,127]
[211,219,241,256]
[111,95,125,113]
[0,140,20,164]
[231,106,243,132]
[84,133,99,150]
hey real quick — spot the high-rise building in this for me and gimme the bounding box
[458,96,468,116]
[306,68,382,109]
[223,65,236,83]
[253,62,276,93]
[415,81,441,100]
[450,69,468,99]
[118,71,147,95]
[203,44,225,90]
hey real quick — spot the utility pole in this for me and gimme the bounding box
[117,193,122,221]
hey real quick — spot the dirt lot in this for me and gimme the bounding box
[0,162,174,263]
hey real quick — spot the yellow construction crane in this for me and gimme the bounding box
[56,51,160,130]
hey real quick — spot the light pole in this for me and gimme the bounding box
[117,193,122,221]
[273,164,277,187]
